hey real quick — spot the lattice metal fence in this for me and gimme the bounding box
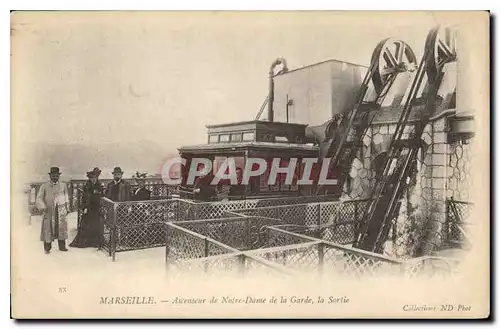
[447,140,472,202]
[249,242,321,274]
[28,179,339,217]
[165,222,239,264]
[99,197,115,256]
[177,195,340,221]
[234,200,369,245]
[265,227,403,278]
[445,200,472,246]
[267,225,317,247]
[168,253,245,278]
[167,224,457,279]
[169,252,297,279]
[97,195,362,260]
[266,228,460,279]
[113,199,179,253]
[174,217,282,251]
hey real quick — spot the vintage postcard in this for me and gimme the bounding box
[10,11,490,319]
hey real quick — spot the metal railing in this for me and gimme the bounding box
[28,178,340,217]
[27,177,169,216]
[165,222,240,263]
[96,194,361,260]
[166,224,458,279]
[234,199,370,245]
[174,216,282,251]
[445,199,473,247]
[99,197,180,259]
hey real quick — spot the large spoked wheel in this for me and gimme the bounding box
[425,26,457,84]
[371,38,418,94]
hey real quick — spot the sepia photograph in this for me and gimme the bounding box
[10,10,490,319]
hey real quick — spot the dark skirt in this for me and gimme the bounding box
[70,211,101,248]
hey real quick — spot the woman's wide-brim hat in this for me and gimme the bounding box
[48,167,62,175]
[87,167,102,178]
[112,167,124,174]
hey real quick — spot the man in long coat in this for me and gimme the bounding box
[36,167,70,254]
[105,167,132,248]
[105,167,131,202]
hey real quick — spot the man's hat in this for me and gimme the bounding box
[48,167,62,175]
[112,167,124,174]
[87,167,102,178]
[134,171,148,180]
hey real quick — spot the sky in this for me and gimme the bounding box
[10,11,484,181]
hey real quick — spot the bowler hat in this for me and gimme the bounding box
[112,167,124,174]
[48,167,62,175]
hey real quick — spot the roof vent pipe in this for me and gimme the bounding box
[268,58,288,122]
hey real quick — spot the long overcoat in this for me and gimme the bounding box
[36,181,70,242]
[105,180,131,202]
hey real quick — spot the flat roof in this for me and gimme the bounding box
[279,58,368,77]
[179,141,318,152]
[206,120,309,129]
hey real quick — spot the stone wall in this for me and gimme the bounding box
[351,113,472,258]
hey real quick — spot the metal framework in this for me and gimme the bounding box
[353,26,458,253]
[167,223,460,279]
[95,194,355,260]
[315,38,417,195]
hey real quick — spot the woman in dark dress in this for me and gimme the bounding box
[70,168,104,248]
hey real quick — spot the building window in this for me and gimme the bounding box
[242,132,255,141]
[219,134,230,142]
[209,135,218,143]
[275,136,289,143]
[231,133,242,142]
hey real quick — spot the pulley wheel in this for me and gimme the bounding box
[371,38,418,94]
[425,26,457,84]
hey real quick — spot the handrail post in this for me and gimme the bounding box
[175,199,179,221]
[354,201,359,228]
[165,223,170,265]
[246,218,251,249]
[318,243,324,278]
[317,203,321,227]
[97,196,105,252]
[112,202,118,261]
[238,254,246,277]
[204,237,209,257]
[204,238,209,273]
[76,188,81,231]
